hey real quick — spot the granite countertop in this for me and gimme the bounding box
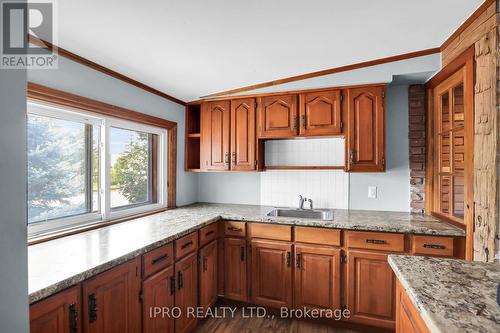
[389,255,500,333]
[28,203,464,303]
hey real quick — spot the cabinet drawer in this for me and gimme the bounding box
[224,221,246,237]
[175,232,198,260]
[200,223,219,247]
[249,223,292,241]
[412,236,454,257]
[142,242,174,278]
[294,226,341,246]
[347,231,405,252]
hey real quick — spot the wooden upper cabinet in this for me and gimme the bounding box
[258,94,298,138]
[250,240,293,309]
[231,98,256,170]
[294,245,341,311]
[199,239,218,310]
[30,286,81,333]
[299,90,342,136]
[224,237,248,302]
[346,86,385,172]
[82,259,141,333]
[142,266,175,333]
[201,100,230,171]
[346,250,396,330]
[174,252,198,333]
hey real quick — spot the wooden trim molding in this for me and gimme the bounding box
[28,82,177,129]
[440,0,496,50]
[199,48,440,99]
[27,83,178,243]
[29,35,186,106]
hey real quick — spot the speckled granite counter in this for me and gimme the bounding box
[29,203,464,304]
[389,255,500,333]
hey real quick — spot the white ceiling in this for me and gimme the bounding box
[53,0,483,102]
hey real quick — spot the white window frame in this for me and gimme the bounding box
[27,102,168,238]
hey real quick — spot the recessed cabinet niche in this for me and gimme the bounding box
[185,85,386,173]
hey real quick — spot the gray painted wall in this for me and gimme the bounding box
[28,56,198,206]
[197,84,411,212]
[0,46,29,333]
[349,84,410,211]
[198,172,260,204]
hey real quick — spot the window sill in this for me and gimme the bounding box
[28,207,171,246]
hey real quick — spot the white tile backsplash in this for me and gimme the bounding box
[260,170,349,209]
[265,137,345,166]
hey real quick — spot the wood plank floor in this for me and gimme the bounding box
[193,306,361,333]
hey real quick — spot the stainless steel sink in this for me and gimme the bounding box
[266,208,334,221]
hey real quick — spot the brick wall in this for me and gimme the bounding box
[408,85,426,214]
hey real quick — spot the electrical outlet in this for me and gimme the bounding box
[368,186,377,199]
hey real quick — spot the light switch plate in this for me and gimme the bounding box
[368,186,377,199]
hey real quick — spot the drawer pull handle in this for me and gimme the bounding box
[88,293,97,323]
[423,244,446,250]
[181,241,193,250]
[296,253,301,269]
[205,230,215,237]
[366,239,386,244]
[286,251,291,267]
[151,254,169,265]
[69,303,78,333]
[178,271,183,289]
[170,275,176,295]
[228,226,243,232]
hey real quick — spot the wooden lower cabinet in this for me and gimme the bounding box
[294,245,341,310]
[250,239,293,308]
[396,281,430,333]
[82,259,141,333]
[142,266,175,333]
[224,237,248,302]
[174,252,198,333]
[199,239,218,309]
[30,286,81,333]
[346,250,396,330]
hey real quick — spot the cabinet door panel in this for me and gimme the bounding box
[294,245,340,310]
[224,238,247,302]
[201,101,230,170]
[174,252,198,333]
[30,286,81,333]
[258,95,298,138]
[347,250,395,330]
[199,240,218,310]
[142,266,175,333]
[250,240,292,308]
[231,98,256,170]
[83,259,141,333]
[347,86,385,172]
[299,90,342,136]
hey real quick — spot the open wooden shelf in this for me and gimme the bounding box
[185,104,201,171]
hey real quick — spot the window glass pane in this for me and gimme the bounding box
[453,129,465,173]
[440,91,450,132]
[440,133,450,173]
[27,114,98,223]
[110,127,152,210]
[453,175,465,219]
[453,83,464,128]
[439,176,451,214]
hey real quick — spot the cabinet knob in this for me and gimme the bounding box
[349,149,355,164]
